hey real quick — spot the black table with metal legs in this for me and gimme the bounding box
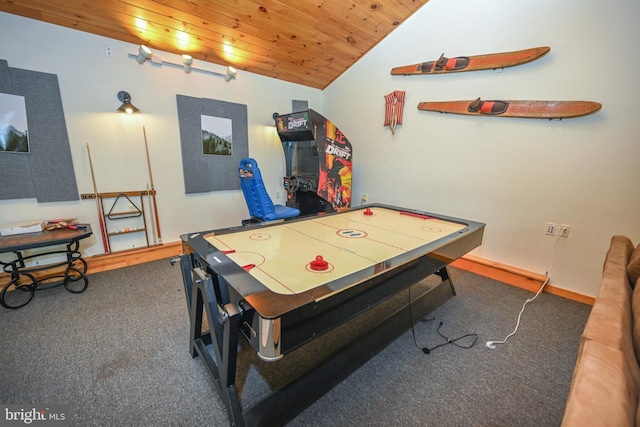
[0,225,92,309]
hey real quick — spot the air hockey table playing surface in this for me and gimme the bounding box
[205,206,467,296]
[180,204,484,356]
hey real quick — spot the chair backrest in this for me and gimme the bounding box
[238,158,275,220]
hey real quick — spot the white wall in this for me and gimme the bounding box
[0,13,322,255]
[323,0,640,296]
[2,0,639,297]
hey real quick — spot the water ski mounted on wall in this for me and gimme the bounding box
[391,47,550,75]
[417,98,602,119]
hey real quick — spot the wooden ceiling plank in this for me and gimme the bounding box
[394,0,430,13]
[5,0,248,63]
[232,0,381,49]
[145,0,263,37]
[0,0,429,89]
[0,0,347,78]
[10,0,342,82]
[32,10,329,88]
[304,0,395,35]
[283,0,393,36]
[144,0,357,68]
[173,0,378,55]
[165,0,372,67]
[0,1,45,20]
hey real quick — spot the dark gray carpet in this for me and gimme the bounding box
[0,260,590,426]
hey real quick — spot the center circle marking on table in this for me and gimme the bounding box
[421,226,441,232]
[249,233,272,240]
[336,229,368,238]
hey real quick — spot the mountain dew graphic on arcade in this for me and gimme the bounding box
[274,109,353,215]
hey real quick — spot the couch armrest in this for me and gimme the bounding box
[562,339,638,426]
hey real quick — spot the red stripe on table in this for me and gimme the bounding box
[399,211,435,220]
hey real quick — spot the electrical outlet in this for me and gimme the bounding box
[560,224,571,238]
[362,193,368,203]
[104,44,114,58]
[545,222,557,236]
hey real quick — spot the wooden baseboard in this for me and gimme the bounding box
[451,255,594,305]
[86,242,183,274]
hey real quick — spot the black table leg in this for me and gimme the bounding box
[190,267,245,427]
[435,266,456,295]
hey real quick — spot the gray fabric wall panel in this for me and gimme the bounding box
[0,60,35,200]
[0,60,9,89]
[10,69,78,202]
[176,95,209,194]
[177,95,248,194]
[0,59,78,202]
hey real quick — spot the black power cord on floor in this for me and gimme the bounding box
[417,318,478,354]
[408,286,478,354]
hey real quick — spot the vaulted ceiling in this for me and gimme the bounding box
[0,0,429,89]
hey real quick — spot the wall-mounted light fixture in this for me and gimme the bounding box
[128,45,238,82]
[136,45,152,64]
[116,91,140,114]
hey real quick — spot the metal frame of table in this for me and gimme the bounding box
[0,225,92,309]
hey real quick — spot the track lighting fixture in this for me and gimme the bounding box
[116,91,140,114]
[224,66,237,82]
[135,45,152,64]
[129,47,238,82]
[182,55,193,73]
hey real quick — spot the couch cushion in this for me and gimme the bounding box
[588,236,634,350]
[628,244,640,286]
[604,235,634,276]
[585,275,633,348]
[562,340,638,427]
[584,235,640,385]
[585,277,640,386]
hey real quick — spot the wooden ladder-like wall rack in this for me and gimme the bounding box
[81,189,158,254]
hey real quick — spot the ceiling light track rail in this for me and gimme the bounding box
[129,45,237,82]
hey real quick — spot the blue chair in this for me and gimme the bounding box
[239,158,300,223]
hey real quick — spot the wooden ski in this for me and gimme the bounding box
[391,47,550,75]
[417,98,602,119]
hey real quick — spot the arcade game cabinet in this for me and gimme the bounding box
[273,109,353,216]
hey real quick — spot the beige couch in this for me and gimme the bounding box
[562,235,640,426]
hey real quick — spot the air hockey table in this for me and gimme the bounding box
[175,203,484,426]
